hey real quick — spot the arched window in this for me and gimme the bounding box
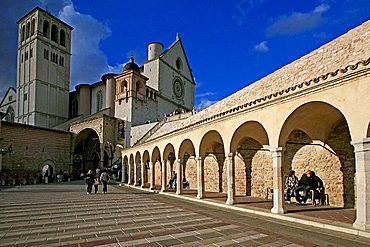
[6,106,15,122]
[120,80,127,93]
[97,90,103,112]
[26,22,30,39]
[146,88,149,98]
[176,57,183,70]
[150,91,153,99]
[31,18,36,35]
[51,24,58,42]
[43,20,49,37]
[21,25,25,41]
[60,29,65,46]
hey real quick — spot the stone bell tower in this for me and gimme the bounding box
[15,7,73,128]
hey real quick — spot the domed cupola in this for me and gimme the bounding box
[123,55,140,72]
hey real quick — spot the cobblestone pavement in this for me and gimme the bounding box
[0,182,369,247]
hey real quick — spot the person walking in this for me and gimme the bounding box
[93,176,100,194]
[100,170,109,194]
[85,170,94,194]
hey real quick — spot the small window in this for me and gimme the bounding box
[51,24,58,42]
[26,22,30,39]
[43,20,49,37]
[9,95,13,101]
[60,29,65,46]
[21,25,25,41]
[97,90,103,112]
[24,93,28,101]
[31,18,36,35]
[30,48,33,58]
[25,51,28,61]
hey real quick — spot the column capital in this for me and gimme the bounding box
[197,156,202,161]
[351,138,370,153]
[228,153,234,158]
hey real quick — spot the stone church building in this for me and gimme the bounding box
[0,7,195,180]
[1,7,370,231]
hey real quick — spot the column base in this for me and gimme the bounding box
[197,194,204,199]
[271,206,285,214]
[353,220,370,231]
[225,199,234,205]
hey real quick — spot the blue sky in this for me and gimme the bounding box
[0,0,369,110]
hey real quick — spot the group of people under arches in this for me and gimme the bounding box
[285,169,326,205]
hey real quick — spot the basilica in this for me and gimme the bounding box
[1,7,370,232]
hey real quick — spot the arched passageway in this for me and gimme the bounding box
[200,130,226,193]
[73,128,101,178]
[151,147,162,189]
[163,144,176,189]
[230,121,271,198]
[142,150,150,187]
[279,101,354,207]
[179,139,196,189]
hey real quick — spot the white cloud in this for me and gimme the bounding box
[267,4,330,36]
[314,4,330,14]
[232,0,265,25]
[195,92,217,98]
[58,3,113,87]
[254,41,269,52]
[195,98,218,111]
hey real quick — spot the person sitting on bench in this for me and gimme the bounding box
[294,170,315,204]
[284,170,299,203]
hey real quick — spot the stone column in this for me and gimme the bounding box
[134,161,139,186]
[128,163,133,185]
[226,153,235,205]
[176,159,182,195]
[352,138,370,230]
[122,161,127,183]
[149,161,155,190]
[270,147,286,214]
[141,161,145,188]
[197,157,205,199]
[161,160,167,192]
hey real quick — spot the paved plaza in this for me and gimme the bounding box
[1,182,370,247]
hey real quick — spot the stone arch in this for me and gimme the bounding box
[179,139,196,189]
[279,101,354,207]
[199,130,226,193]
[152,146,161,187]
[163,143,176,184]
[142,150,150,186]
[230,121,272,197]
[6,106,15,122]
[123,155,128,182]
[135,151,141,184]
[41,160,55,183]
[60,29,65,46]
[43,20,49,37]
[51,24,58,42]
[129,153,134,184]
[367,122,370,137]
[73,128,101,176]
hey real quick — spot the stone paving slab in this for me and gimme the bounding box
[1,183,370,247]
